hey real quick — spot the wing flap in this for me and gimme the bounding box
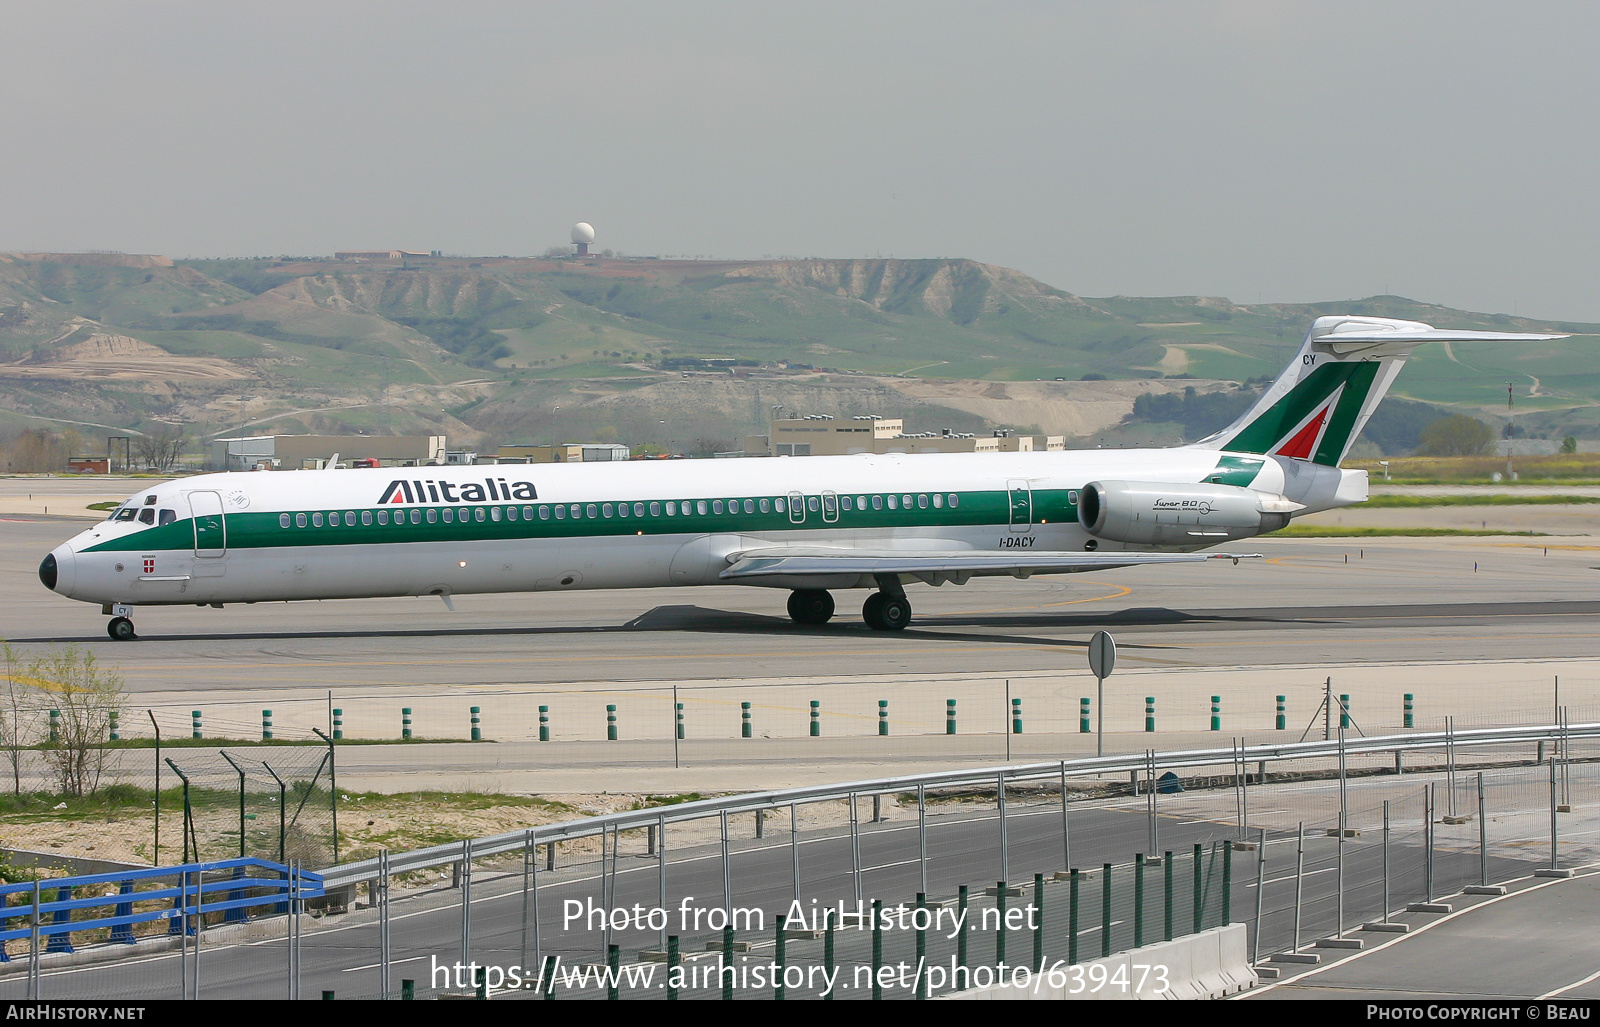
[720,548,1260,582]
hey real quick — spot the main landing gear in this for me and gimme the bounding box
[785,577,913,632]
[107,617,136,641]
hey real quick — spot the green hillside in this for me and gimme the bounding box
[0,252,1595,453]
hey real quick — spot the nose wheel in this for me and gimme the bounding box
[107,617,137,641]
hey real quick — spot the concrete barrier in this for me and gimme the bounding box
[940,923,1256,1001]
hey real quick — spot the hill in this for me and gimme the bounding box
[0,251,1594,454]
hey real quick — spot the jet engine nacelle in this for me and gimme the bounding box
[1079,480,1300,546]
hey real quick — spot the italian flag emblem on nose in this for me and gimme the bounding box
[143,558,155,574]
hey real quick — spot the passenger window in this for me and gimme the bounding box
[774,498,785,513]
[902,495,912,508]
[949,493,959,507]
[138,509,155,525]
[443,508,454,523]
[377,510,389,525]
[872,496,883,510]
[362,510,373,525]
[426,509,438,523]
[409,510,421,524]
[313,513,324,527]
[652,502,663,516]
[490,507,502,521]
[617,503,629,518]
[296,513,308,528]
[743,499,754,514]
[932,493,943,508]
[603,503,614,518]
[524,506,535,519]
[697,500,708,515]
[279,513,291,528]
[918,494,928,509]
[664,502,675,517]
[507,506,518,521]
[712,500,723,514]
[633,503,645,517]
[1068,490,1078,505]
[344,511,356,526]
[841,496,853,511]
[857,495,867,509]
[475,508,487,522]
[886,495,898,510]
[586,504,597,519]
[807,496,819,512]
[555,505,566,519]
[539,506,550,520]
[759,498,771,513]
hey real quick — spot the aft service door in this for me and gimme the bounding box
[1007,479,1032,533]
[188,491,227,556]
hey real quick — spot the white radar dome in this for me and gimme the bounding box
[571,222,596,244]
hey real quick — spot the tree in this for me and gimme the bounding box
[29,646,124,797]
[0,644,38,794]
[1562,436,1578,454]
[133,424,189,471]
[1416,415,1494,457]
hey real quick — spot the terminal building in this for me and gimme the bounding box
[748,414,1064,457]
[496,444,632,463]
[209,434,447,471]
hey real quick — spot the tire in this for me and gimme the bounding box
[787,589,835,625]
[877,596,912,631]
[862,592,887,629]
[107,617,136,641]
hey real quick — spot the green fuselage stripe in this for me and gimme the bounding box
[85,488,1083,554]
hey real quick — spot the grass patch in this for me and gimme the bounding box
[86,501,118,511]
[1361,494,1600,508]
[1351,454,1600,481]
[1269,526,1549,537]
[635,793,705,808]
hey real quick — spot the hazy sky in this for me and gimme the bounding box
[5,1,1599,320]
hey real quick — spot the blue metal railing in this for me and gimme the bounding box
[0,857,324,957]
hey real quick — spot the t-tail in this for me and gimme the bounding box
[1190,315,1568,466]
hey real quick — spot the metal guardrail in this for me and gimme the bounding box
[320,721,1597,889]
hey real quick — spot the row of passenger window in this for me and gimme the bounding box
[275,493,964,530]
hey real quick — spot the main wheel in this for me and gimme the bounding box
[862,592,887,629]
[787,589,835,625]
[106,617,136,641]
[876,595,912,631]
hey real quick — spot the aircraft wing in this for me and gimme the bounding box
[719,547,1260,585]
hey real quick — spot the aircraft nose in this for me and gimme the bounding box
[39,546,74,595]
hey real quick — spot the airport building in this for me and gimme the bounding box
[748,414,1065,457]
[496,443,633,463]
[209,434,447,470]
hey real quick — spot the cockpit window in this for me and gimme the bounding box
[138,509,155,525]
[113,508,137,522]
[158,509,176,526]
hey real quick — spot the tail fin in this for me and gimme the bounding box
[1190,315,1567,466]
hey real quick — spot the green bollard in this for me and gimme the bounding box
[1011,697,1023,734]
[322,991,335,1000]
[872,898,885,1000]
[401,707,411,740]
[1404,693,1414,728]
[1032,873,1044,970]
[190,709,200,740]
[1223,839,1233,924]
[741,702,751,739]
[1101,862,1113,957]
[994,881,1007,965]
[722,925,735,1001]
[1079,697,1090,733]
[541,955,558,1000]
[676,702,684,740]
[1134,852,1145,948]
[1276,695,1286,731]
[956,884,970,978]
[878,700,888,736]
[1192,843,1203,934]
[471,706,481,742]
[1340,694,1351,730]
[332,708,343,741]
[476,966,488,1001]
[401,978,415,1000]
[667,936,679,1001]
[538,705,548,742]
[1068,869,1080,965]
[606,704,617,741]
[109,709,119,742]
[1164,850,1174,941]
[946,699,956,735]
[262,709,272,741]
[1145,696,1155,732]
[1210,696,1221,731]
[809,700,820,737]
[606,944,618,1001]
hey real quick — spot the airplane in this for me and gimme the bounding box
[37,315,1566,641]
